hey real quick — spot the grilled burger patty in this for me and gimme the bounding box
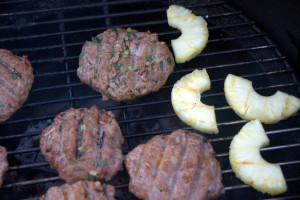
[40,181,115,200]
[0,145,8,188]
[125,129,224,200]
[0,49,34,122]
[77,28,175,101]
[39,105,124,182]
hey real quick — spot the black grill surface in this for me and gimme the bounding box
[0,0,300,199]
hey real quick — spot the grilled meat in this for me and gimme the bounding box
[40,181,115,200]
[77,28,175,101]
[125,129,224,200]
[0,49,34,122]
[39,105,124,183]
[0,145,8,188]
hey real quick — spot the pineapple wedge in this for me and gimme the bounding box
[167,5,209,63]
[229,119,287,195]
[171,69,219,134]
[224,74,300,124]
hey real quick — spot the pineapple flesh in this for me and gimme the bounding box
[229,119,287,195]
[171,69,219,134]
[224,74,300,124]
[167,5,209,63]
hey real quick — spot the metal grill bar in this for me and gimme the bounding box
[261,195,300,200]
[28,58,293,94]
[0,21,255,42]
[0,8,241,30]
[5,128,300,172]
[32,55,282,79]
[6,128,300,157]
[11,32,265,55]
[1,82,298,126]
[0,0,31,4]
[28,44,276,64]
[5,172,300,193]
[225,177,300,191]
[0,0,226,16]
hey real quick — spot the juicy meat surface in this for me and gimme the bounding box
[0,145,8,188]
[40,181,115,200]
[77,28,175,101]
[0,49,34,122]
[39,105,124,183]
[125,129,224,200]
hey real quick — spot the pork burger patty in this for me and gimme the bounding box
[39,105,124,183]
[0,145,8,188]
[77,28,175,101]
[125,129,224,200]
[40,181,115,200]
[0,49,34,122]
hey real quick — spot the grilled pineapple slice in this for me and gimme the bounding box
[224,74,300,124]
[229,119,287,195]
[171,69,218,134]
[167,5,209,63]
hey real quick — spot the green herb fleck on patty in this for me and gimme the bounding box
[122,50,129,58]
[98,160,107,168]
[88,174,97,181]
[111,51,116,57]
[160,60,163,71]
[78,146,85,153]
[79,53,85,59]
[127,27,133,33]
[127,66,133,71]
[80,124,86,131]
[115,62,123,70]
[167,57,172,64]
[146,55,152,62]
[12,72,22,79]
[91,37,101,43]
[153,77,159,82]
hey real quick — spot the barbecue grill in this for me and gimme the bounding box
[0,0,299,199]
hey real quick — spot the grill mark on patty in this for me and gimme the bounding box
[130,51,137,90]
[103,184,108,198]
[148,136,168,199]
[83,181,95,200]
[62,185,68,199]
[0,60,23,81]
[188,140,205,199]
[0,79,17,96]
[168,134,188,200]
[152,136,168,182]
[133,143,147,179]
[75,118,85,159]
[148,135,169,199]
[149,42,157,82]
[94,114,104,169]
[59,124,66,157]
[95,38,102,86]
[161,133,186,199]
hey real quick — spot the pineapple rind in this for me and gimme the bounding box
[229,120,287,195]
[167,5,209,63]
[224,74,300,124]
[171,69,219,134]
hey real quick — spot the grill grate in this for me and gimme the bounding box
[0,0,300,199]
